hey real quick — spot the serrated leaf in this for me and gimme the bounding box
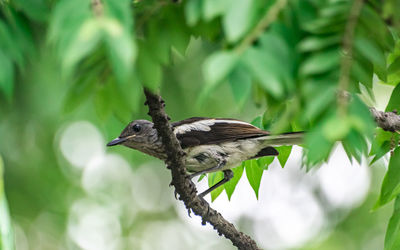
[376,147,400,208]
[245,160,263,199]
[208,172,224,202]
[384,195,400,250]
[228,65,252,107]
[224,165,244,200]
[300,49,340,75]
[276,146,292,168]
[243,47,285,98]
[203,51,239,88]
[386,84,400,112]
[223,0,254,42]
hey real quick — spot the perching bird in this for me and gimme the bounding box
[107,117,303,197]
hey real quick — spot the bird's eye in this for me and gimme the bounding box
[132,124,141,133]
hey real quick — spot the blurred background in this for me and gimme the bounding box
[0,37,395,249]
[0,0,399,249]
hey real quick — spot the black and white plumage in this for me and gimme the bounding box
[107,117,303,197]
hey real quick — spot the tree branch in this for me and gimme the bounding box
[370,108,400,132]
[143,89,260,250]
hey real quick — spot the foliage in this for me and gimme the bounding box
[1,0,400,248]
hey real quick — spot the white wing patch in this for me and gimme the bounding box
[173,119,254,134]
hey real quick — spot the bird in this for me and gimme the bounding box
[107,117,303,198]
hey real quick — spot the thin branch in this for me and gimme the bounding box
[234,0,287,54]
[144,89,260,250]
[370,108,400,132]
[337,0,364,115]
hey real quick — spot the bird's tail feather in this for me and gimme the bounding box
[260,132,304,146]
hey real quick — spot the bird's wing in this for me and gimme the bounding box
[172,117,270,149]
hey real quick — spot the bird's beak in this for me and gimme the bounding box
[107,137,127,146]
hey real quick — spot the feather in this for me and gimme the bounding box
[172,118,270,149]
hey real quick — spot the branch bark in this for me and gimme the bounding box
[143,89,261,250]
[370,108,400,132]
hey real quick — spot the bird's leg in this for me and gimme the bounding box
[198,170,234,198]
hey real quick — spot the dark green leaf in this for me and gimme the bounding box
[224,165,244,200]
[245,159,263,199]
[0,51,14,102]
[376,147,400,207]
[228,65,252,107]
[385,195,400,250]
[388,57,400,75]
[386,84,400,112]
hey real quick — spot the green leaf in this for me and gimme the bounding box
[257,156,274,170]
[305,124,334,165]
[388,57,400,75]
[0,51,14,102]
[245,159,263,199]
[223,0,254,42]
[385,195,400,250]
[369,128,395,164]
[376,147,400,208]
[276,146,292,168]
[185,0,202,26]
[243,47,285,98]
[203,0,230,21]
[208,172,225,202]
[355,37,387,81]
[203,51,239,88]
[137,42,162,91]
[298,35,341,52]
[224,165,244,200]
[323,116,351,142]
[386,84,400,112]
[300,49,340,76]
[62,18,102,74]
[228,64,252,107]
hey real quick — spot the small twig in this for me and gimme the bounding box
[337,0,364,115]
[234,0,287,54]
[144,89,260,250]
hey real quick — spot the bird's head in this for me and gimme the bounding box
[107,120,160,153]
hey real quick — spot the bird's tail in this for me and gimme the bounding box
[260,132,304,146]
